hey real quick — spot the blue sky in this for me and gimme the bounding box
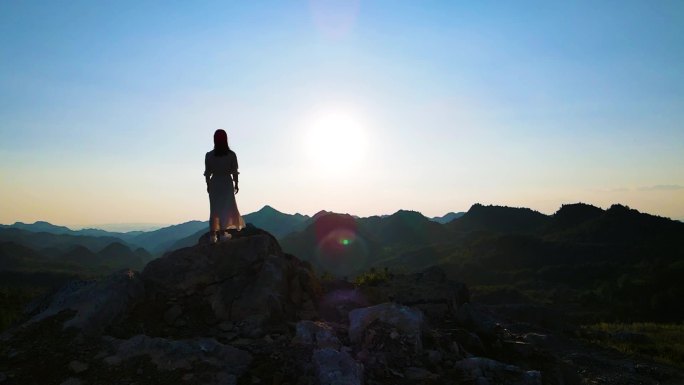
[1,1,683,226]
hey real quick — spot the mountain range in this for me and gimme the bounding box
[278,202,684,323]
[2,202,683,326]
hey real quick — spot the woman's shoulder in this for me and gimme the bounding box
[206,150,215,157]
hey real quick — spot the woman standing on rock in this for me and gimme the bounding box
[204,129,245,243]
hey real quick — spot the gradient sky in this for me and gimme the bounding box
[1,1,683,227]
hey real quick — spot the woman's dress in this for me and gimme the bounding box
[204,149,245,232]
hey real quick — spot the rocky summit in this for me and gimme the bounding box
[1,228,683,385]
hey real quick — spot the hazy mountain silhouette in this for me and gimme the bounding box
[362,210,451,247]
[430,211,465,224]
[2,221,73,234]
[2,207,314,258]
[0,228,132,254]
[59,245,99,268]
[448,203,549,234]
[97,242,147,270]
[0,241,101,278]
[243,205,310,237]
[0,221,143,242]
[0,242,52,272]
[129,220,208,254]
[0,220,207,254]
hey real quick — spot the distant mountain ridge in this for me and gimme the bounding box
[429,212,465,224]
[0,205,314,254]
[448,203,549,234]
[0,228,133,254]
[5,203,682,275]
[280,202,684,274]
[0,221,142,242]
[242,205,311,238]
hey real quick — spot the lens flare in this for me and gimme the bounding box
[313,213,368,276]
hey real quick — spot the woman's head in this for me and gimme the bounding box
[213,129,229,156]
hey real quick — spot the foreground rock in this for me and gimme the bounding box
[349,302,424,351]
[126,227,321,338]
[358,266,470,320]
[313,348,364,385]
[2,228,683,385]
[24,269,144,337]
[293,320,342,349]
[454,357,542,385]
[102,335,251,384]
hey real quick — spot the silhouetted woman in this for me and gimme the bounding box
[204,129,245,243]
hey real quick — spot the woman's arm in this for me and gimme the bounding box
[231,152,239,194]
[204,154,211,193]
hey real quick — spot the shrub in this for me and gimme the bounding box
[354,267,391,286]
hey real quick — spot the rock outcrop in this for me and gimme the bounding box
[357,265,470,319]
[348,302,424,351]
[24,269,144,337]
[135,227,320,337]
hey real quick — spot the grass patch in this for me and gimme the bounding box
[354,267,392,286]
[581,322,684,369]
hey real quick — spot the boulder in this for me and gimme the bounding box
[486,304,571,332]
[319,281,371,323]
[138,230,320,337]
[59,378,82,385]
[450,328,486,355]
[404,366,438,380]
[312,348,363,385]
[349,302,424,351]
[104,334,251,382]
[68,360,88,374]
[359,266,469,320]
[25,269,144,336]
[454,357,542,385]
[454,302,503,341]
[293,320,341,349]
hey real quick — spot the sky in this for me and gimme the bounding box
[1,1,683,227]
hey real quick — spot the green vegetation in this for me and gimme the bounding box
[354,267,392,286]
[318,271,336,283]
[0,286,46,331]
[582,322,684,369]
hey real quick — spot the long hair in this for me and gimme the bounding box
[213,129,230,156]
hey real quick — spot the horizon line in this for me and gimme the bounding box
[3,202,683,232]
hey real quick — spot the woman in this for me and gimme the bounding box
[204,129,245,243]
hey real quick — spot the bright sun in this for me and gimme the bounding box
[304,108,368,173]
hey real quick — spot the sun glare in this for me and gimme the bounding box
[304,108,368,173]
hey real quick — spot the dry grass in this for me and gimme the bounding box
[582,322,684,369]
[354,267,392,286]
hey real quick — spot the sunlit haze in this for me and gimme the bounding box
[1,1,683,227]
